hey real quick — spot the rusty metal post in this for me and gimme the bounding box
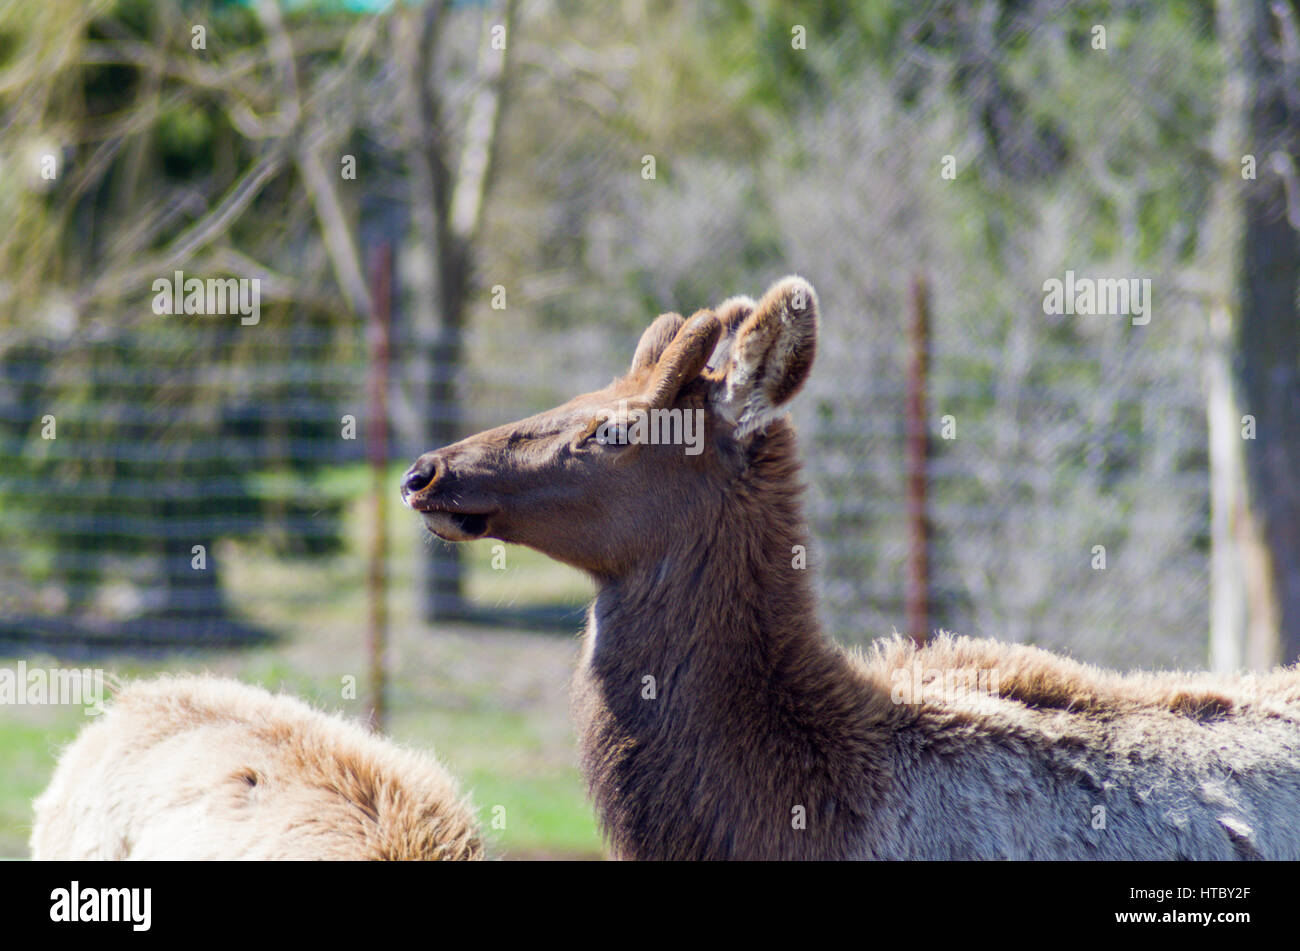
[905,274,932,647]
[365,243,392,731]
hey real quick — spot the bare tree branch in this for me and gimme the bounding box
[80,143,292,306]
[449,0,517,244]
[257,0,383,318]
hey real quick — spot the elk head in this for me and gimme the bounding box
[400,276,819,577]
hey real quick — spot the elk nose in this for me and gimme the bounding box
[400,454,444,501]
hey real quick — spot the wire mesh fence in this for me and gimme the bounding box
[0,0,1258,674]
[0,254,1212,670]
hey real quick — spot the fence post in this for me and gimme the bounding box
[905,274,931,647]
[366,242,393,731]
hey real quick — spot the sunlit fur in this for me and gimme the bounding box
[31,676,483,860]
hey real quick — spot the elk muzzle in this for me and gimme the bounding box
[400,451,495,542]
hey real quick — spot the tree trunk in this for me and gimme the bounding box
[1208,0,1300,668]
[403,0,515,623]
[152,535,228,638]
[1238,161,1300,664]
[422,295,469,621]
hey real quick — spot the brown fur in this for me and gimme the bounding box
[402,276,1300,860]
[30,676,482,860]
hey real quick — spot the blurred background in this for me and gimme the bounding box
[1,0,1297,858]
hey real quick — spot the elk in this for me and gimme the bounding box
[402,276,1300,860]
[31,675,482,860]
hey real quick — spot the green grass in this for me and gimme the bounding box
[0,462,603,860]
[0,714,84,854]
[391,705,602,859]
[467,772,603,857]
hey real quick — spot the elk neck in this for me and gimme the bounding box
[574,421,893,858]
[583,423,828,683]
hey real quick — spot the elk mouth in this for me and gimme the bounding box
[407,501,495,542]
[421,509,494,542]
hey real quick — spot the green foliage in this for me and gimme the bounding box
[0,0,361,630]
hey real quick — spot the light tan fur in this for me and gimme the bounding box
[30,675,482,860]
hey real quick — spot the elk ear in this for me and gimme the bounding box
[712,276,818,438]
[705,295,756,371]
[646,309,721,408]
[631,312,686,373]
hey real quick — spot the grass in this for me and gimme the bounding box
[0,463,603,860]
[0,713,84,852]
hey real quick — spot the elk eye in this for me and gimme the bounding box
[575,414,632,450]
[595,419,633,447]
